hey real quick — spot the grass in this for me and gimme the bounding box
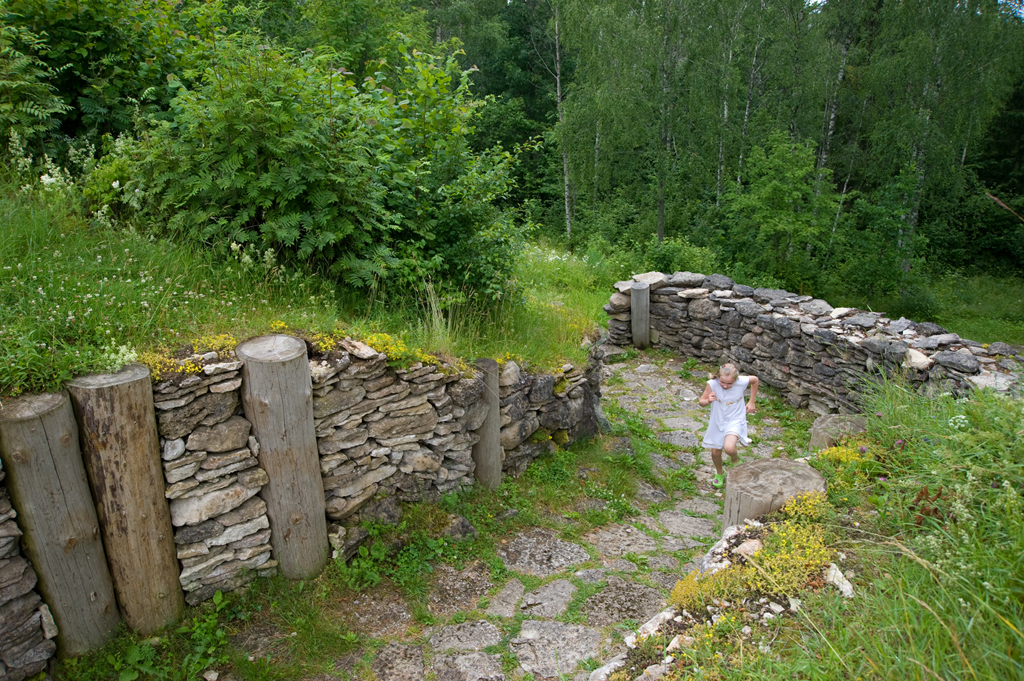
[655,380,1024,680]
[0,185,604,397]
[931,273,1024,345]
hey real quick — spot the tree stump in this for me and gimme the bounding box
[471,359,501,490]
[0,391,120,656]
[723,458,827,530]
[236,335,328,580]
[631,281,651,349]
[67,365,184,635]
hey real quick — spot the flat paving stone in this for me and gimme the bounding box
[603,558,637,572]
[430,621,502,652]
[485,579,524,618]
[633,515,662,533]
[634,364,660,374]
[521,579,576,618]
[660,536,702,551]
[635,480,669,503]
[582,524,659,558]
[499,529,590,577]
[431,652,506,681]
[658,510,717,539]
[511,621,603,680]
[430,562,493,616]
[574,569,608,584]
[584,576,664,627]
[371,643,424,681]
[647,555,679,571]
[676,498,721,516]
[660,416,703,431]
[649,571,683,591]
[657,431,699,448]
[640,377,669,391]
[649,453,680,471]
[675,386,700,401]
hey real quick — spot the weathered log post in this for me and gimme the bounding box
[67,365,184,635]
[235,335,328,580]
[723,458,827,530]
[470,359,501,490]
[631,281,650,349]
[0,392,120,656]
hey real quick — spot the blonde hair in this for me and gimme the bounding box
[710,363,739,381]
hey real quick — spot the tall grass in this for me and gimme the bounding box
[0,182,348,395]
[931,273,1024,345]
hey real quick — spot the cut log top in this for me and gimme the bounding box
[67,363,150,389]
[0,392,66,422]
[236,335,307,364]
[729,458,826,491]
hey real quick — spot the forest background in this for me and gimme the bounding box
[2,0,1024,392]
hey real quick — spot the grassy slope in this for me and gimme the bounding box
[0,189,605,397]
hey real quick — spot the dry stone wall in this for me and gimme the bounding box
[606,271,1022,413]
[0,461,56,680]
[498,359,600,476]
[153,359,276,607]
[149,337,602,604]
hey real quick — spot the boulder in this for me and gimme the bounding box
[808,414,867,451]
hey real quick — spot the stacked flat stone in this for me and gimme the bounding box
[313,339,478,521]
[153,355,276,606]
[0,459,57,680]
[606,272,1023,414]
[499,358,602,476]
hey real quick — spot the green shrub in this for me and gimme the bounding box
[91,35,523,300]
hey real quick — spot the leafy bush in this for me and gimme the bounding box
[92,35,523,299]
[0,25,69,145]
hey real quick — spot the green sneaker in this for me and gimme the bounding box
[712,473,725,489]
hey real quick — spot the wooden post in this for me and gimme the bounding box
[723,459,827,530]
[236,335,328,580]
[67,365,184,635]
[631,281,650,349]
[0,392,120,656]
[470,359,501,490]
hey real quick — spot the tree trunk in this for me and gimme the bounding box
[0,391,120,656]
[236,335,328,581]
[67,365,184,636]
[553,5,572,240]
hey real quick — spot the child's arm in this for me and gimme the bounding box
[699,383,717,407]
[746,376,759,414]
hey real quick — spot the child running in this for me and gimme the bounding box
[698,363,759,489]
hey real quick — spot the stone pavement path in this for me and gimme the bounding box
[306,350,791,681]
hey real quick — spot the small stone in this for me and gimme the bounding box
[209,377,242,393]
[679,288,709,299]
[165,461,201,484]
[218,495,266,528]
[38,604,58,639]
[185,416,252,453]
[443,514,478,541]
[768,602,785,614]
[204,361,242,376]
[162,438,186,461]
[169,482,260,527]
[238,467,269,489]
[905,348,934,371]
